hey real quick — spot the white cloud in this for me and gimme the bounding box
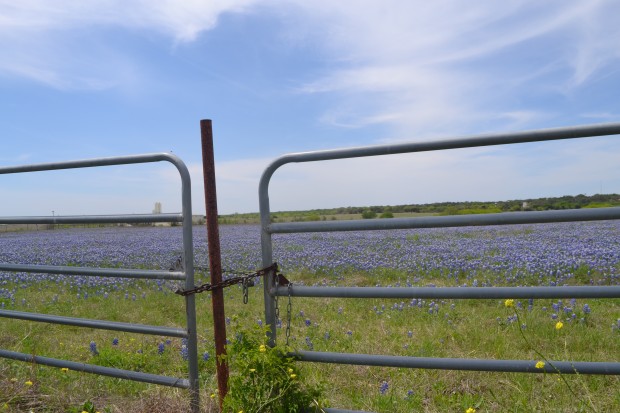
[283,0,620,138]
[0,0,260,90]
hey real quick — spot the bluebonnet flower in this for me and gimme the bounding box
[379,380,389,395]
[203,352,210,361]
[583,304,591,314]
[157,342,165,355]
[324,331,331,340]
[406,389,415,399]
[551,313,558,320]
[305,337,313,350]
[112,338,119,346]
[305,319,311,327]
[257,319,263,327]
[89,341,99,355]
[407,331,413,338]
[346,331,353,336]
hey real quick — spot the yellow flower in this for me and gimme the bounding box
[24,380,33,386]
[81,411,89,413]
[504,299,514,308]
[2,403,9,410]
[249,368,256,373]
[259,344,267,353]
[290,374,297,379]
[287,368,294,374]
[210,393,216,399]
[61,367,69,372]
[535,361,545,369]
[555,321,564,330]
[465,408,476,413]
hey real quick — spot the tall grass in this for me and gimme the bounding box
[1,272,619,412]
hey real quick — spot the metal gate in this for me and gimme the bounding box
[0,153,201,412]
[259,122,620,412]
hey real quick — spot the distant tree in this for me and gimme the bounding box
[362,210,377,219]
[379,211,394,218]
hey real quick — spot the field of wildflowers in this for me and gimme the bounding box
[0,221,619,412]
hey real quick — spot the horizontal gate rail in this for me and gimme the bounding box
[258,122,620,411]
[0,263,185,280]
[0,349,190,388]
[268,206,620,233]
[0,213,182,225]
[0,309,188,337]
[0,152,200,412]
[294,351,620,375]
[275,285,620,299]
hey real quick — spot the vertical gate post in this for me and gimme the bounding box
[200,119,229,408]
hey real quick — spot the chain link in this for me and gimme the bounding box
[285,282,293,347]
[174,263,277,298]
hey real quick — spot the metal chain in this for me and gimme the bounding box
[274,290,280,326]
[174,263,277,298]
[285,282,293,347]
[242,279,250,304]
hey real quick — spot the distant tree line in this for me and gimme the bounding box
[297,193,620,216]
[217,193,620,224]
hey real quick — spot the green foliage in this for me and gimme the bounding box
[361,210,377,219]
[67,400,111,413]
[222,325,325,413]
[379,211,394,219]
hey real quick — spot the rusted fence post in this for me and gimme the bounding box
[200,119,229,409]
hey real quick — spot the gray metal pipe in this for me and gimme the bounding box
[269,207,620,234]
[0,263,185,281]
[0,152,185,175]
[274,285,620,299]
[294,351,620,375]
[0,309,188,337]
[0,213,182,225]
[0,349,190,388]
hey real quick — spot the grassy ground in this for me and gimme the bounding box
[1,268,619,412]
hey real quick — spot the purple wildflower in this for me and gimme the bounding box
[379,380,389,395]
[89,341,99,356]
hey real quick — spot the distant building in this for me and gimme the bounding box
[153,202,162,214]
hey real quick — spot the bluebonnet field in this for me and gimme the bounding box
[2,220,619,287]
[1,221,620,412]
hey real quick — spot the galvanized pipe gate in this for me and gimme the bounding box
[258,122,620,412]
[0,153,201,412]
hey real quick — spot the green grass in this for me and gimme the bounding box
[1,272,619,412]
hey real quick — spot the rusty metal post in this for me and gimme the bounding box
[200,119,229,408]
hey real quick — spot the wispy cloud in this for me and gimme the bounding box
[284,0,620,138]
[0,0,259,90]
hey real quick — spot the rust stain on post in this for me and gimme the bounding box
[200,119,228,408]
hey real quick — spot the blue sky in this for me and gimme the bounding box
[1,1,619,216]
